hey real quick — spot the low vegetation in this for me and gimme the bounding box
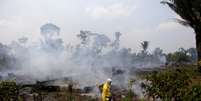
[142,65,201,101]
[0,80,19,101]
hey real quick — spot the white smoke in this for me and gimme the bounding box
[1,23,166,90]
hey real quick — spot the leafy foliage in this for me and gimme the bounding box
[121,80,136,101]
[183,85,201,101]
[143,66,201,101]
[121,90,135,101]
[143,69,190,100]
[0,80,18,101]
[161,0,201,29]
[187,48,198,62]
[166,48,191,64]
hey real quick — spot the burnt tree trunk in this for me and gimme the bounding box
[195,27,201,72]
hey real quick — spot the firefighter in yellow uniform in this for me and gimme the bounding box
[102,78,112,101]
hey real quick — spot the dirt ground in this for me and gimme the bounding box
[17,85,141,101]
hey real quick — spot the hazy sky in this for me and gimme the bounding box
[0,0,195,53]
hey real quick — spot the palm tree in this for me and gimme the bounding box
[141,41,149,54]
[161,0,201,71]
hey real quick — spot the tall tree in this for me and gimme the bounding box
[161,0,201,71]
[141,41,149,54]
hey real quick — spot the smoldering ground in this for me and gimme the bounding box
[0,23,166,97]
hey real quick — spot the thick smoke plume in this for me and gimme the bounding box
[0,23,166,90]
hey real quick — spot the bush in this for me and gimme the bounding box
[183,85,201,101]
[122,80,135,101]
[143,68,192,101]
[0,80,18,101]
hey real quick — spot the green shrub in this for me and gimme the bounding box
[143,69,192,101]
[0,80,18,101]
[122,79,135,101]
[183,85,201,101]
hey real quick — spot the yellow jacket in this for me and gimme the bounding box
[102,82,111,101]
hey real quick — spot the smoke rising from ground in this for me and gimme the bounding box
[0,23,166,90]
